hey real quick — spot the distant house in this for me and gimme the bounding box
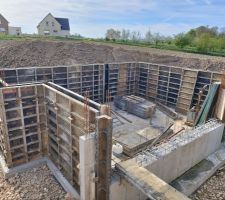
[37,13,70,37]
[0,14,9,34]
[8,27,22,36]
[0,14,22,36]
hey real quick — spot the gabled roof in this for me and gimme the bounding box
[55,18,70,31]
[0,14,9,23]
[37,13,57,28]
[37,13,70,31]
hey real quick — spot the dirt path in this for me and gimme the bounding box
[0,40,225,71]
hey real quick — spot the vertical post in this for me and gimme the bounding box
[95,115,112,200]
[79,134,96,200]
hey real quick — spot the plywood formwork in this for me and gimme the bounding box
[176,70,198,114]
[107,63,137,98]
[0,62,223,114]
[0,84,46,167]
[44,83,102,190]
[0,64,105,103]
[136,62,222,114]
[0,83,112,192]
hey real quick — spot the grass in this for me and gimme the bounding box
[1,34,225,57]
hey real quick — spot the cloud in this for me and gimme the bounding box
[204,0,211,5]
[184,0,196,5]
[0,0,223,37]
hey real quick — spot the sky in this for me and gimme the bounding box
[0,0,224,38]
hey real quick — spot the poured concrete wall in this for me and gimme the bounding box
[145,123,224,183]
[79,134,95,200]
[110,175,147,200]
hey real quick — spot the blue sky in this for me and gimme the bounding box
[0,0,224,38]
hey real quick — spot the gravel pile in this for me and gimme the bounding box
[191,166,225,200]
[0,165,67,200]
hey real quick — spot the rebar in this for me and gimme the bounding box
[136,119,221,166]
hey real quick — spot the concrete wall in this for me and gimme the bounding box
[79,134,95,200]
[110,175,147,200]
[145,123,224,183]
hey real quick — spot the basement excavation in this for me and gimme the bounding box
[0,62,225,200]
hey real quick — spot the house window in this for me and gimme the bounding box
[46,21,49,26]
[53,30,58,33]
[52,22,54,26]
[44,30,50,35]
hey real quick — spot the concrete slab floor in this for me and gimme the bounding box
[111,102,189,148]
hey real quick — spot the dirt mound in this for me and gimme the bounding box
[1,40,225,71]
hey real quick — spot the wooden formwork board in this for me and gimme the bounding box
[0,84,45,167]
[95,115,112,200]
[0,64,105,103]
[43,83,100,189]
[0,82,104,191]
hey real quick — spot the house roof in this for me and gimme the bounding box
[37,13,70,31]
[55,18,70,31]
[0,14,9,23]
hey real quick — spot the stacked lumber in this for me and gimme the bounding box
[114,95,156,119]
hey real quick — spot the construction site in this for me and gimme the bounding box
[0,41,225,200]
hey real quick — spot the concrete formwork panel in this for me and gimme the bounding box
[0,84,46,167]
[0,83,112,194]
[0,62,223,113]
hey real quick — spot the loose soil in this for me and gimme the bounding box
[0,40,225,71]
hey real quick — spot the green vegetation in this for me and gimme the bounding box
[104,26,225,57]
[1,26,225,57]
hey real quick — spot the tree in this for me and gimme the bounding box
[121,29,130,41]
[145,29,153,43]
[131,31,142,42]
[175,33,190,48]
[152,33,163,45]
[195,26,218,37]
[195,33,211,52]
[105,29,121,40]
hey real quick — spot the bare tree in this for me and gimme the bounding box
[121,29,130,41]
[145,29,153,43]
[131,31,142,42]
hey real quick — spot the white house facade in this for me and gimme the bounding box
[37,13,70,37]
